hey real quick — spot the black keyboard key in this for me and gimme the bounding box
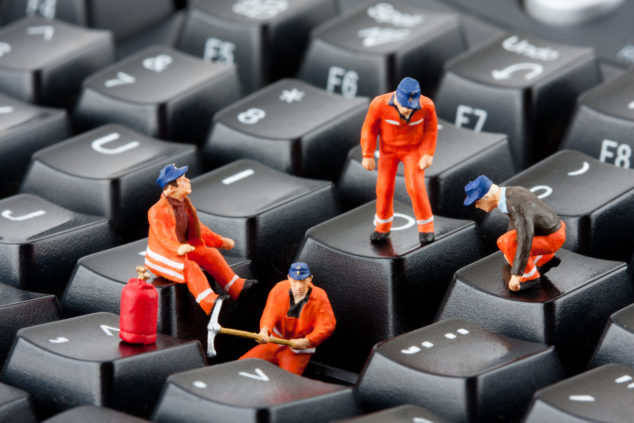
[335,404,450,423]
[42,405,150,422]
[295,200,485,372]
[204,78,368,180]
[438,249,634,374]
[0,92,68,197]
[0,312,206,419]
[479,150,634,262]
[0,194,115,296]
[21,124,201,239]
[0,16,114,107]
[177,0,337,94]
[561,68,634,169]
[590,303,634,369]
[435,33,601,168]
[337,120,515,218]
[73,45,241,143]
[298,1,465,98]
[523,363,634,423]
[0,382,37,423]
[152,359,360,423]
[356,319,563,422]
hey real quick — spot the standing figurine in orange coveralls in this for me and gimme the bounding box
[360,77,438,244]
[239,262,335,375]
[145,164,257,317]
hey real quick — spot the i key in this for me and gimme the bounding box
[590,303,634,369]
[0,16,114,108]
[42,406,150,423]
[435,32,601,169]
[438,249,634,375]
[561,67,634,170]
[356,319,563,423]
[204,78,368,181]
[295,200,485,372]
[0,312,207,419]
[337,120,515,218]
[73,45,241,143]
[524,364,634,423]
[0,91,68,197]
[20,124,201,240]
[298,0,465,98]
[152,359,359,423]
[0,194,115,296]
[335,404,450,423]
[0,382,37,423]
[177,0,337,93]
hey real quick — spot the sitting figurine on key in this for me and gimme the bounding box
[360,77,438,245]
[239,262,335,375]
[464,175,566,292]
[145,164,257,316]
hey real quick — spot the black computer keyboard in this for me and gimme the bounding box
[0,0,633,422]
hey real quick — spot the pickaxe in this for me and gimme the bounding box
[206,297,293,357]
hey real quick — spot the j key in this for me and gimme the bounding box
[295,200,485,372]
[0,17,114,108]
[0,194,115,296]
[73,45,241,143]
[0,382,37,423]
[61,238,254,355]
[435,33,601,169]
[298,1,465,98]
[0,282,60,366]
[356,319,563,423]
[20,124,201,239]
[337,120,515,218]
[0,92,68,197]
[177,0,337,93]
[203,78,368,180]
[152,359,360,423]
[188,159,338,279]
[1,0,174,41]
[0,312,207,419]
[523,363,634,423]
[438,249,634,374]
[335,404,450,423]
[560,68,634,170]
[43,406,150,422]
[590,303,634,369]
[478,150,634,262]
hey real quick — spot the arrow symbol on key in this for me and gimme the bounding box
[492,63,544,81]
[100,325,120,336]
[26,25,55,41]
[239,368,269,382]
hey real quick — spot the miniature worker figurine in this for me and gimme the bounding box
[360,76,438,244]
[464,175,566,292]
[239,262,336,375]
[145,164,257,315]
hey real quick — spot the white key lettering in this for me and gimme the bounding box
[48,337,68,343]
[401,346,421,354]
[26,0,56,18]
[615,375,632,383]
[529,185,553,199]
[193,381,207,388]
[617,45,634,64]
[600,139,631,168]
[326,66,358,98]
[239,368,270,381]
[0,42,11,57]
[455,105,487,132]
[569,395,595,402]
[222,169,254,185]
[444,333,457,339]
[104,72,136,88]
[421,341,434,348]
[501,35,559,61]
[232,0,288,19]
[26,25,55,41]
[91,132,140,155]
[628,101,634,110]
[143,54,173,73]
[0,106,14,114]
[413,418,433,423]
[491,63,544,81]
[100,324,120,336]
[373,213,415,231]
[567,161,590,176]
[1,209,46,221]
[367,3,423,27]
[203,37,235,64]
[358,26,410,47]
[279,88,305,104]
[237,108,266,124]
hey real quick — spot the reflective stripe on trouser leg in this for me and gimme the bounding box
[184,261,217,315]
[402,152,433,232]
[187,246,245,301]
[375,149,400,233]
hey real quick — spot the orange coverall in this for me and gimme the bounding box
[361,92,438,233]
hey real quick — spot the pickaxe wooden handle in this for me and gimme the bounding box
[218,327,294,346]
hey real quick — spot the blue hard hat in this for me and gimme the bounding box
[395,77,421,110]
[464,175,493,206]
[289,262,311,280]
[156,164,188,189]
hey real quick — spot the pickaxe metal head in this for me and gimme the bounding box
[206,297,224,357]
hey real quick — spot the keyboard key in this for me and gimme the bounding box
[0,92,68,197]
[298,1,466,98]
[435,33,601,168]
[42,405,150,422]
[0,194,115,296]
[73,45,241,143]
[356,319,563,422]
[177,0,337,93]
[523,363,634,423]
[561,68,634,169]
[334,404,450,423]
[478,150,634,262]
[0,382,37,423]
[590,303,634,369]
[152,359,360,423]
[337,120,515,218]
[21,124,201,239]
[0,17,114,107]
[295,200,485,372]
[438,249,634,374]
[204,78,368,180]
[0,312,206,419]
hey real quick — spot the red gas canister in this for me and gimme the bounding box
[119,266,158,344]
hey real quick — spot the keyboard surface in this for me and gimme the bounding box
[0,0,633,421]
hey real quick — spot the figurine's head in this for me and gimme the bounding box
[395,77,421,111]
[157,164,191,200]
[464,175,500,212]
[288,262,312,299]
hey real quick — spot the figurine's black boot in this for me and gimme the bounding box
[539,256,561,274]
[518,278,541,291]
[419,232,435,245]
[240,279,258,297]
[370,231,390,244]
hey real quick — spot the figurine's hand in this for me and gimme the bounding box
[257,328,269,344]
[418,154,433,170]
[221,237,235,250]
[361,157,376,171]
[508,274,522,292]
[177,243,195,256]
[289,338,311,350]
